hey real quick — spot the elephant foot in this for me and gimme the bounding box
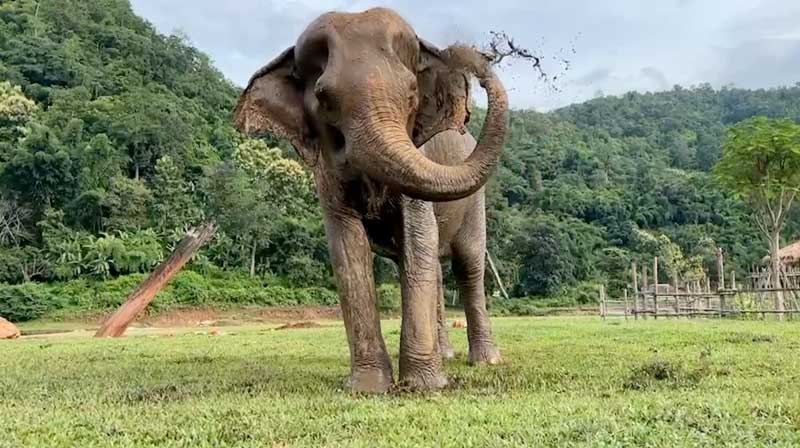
[468,343,502,365]
[399,357,448,391]
[399,370,449,391]
[348,367,393,394]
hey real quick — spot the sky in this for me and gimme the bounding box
[129,0,800,110]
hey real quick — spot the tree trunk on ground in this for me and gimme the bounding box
[95,222,216,337]
[485,250,509,301]
[770,230,785,320]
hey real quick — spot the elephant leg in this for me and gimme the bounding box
[322,207,393,393]
[452,215,501,365]
[398,197,447,390]
[436,262,455,360]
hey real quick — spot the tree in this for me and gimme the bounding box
[0,81,37,154]
[714,116,800,316]
[103,176,153,232]
[151,155,203,235]
[1,123,76,215]
[205,162,271,277]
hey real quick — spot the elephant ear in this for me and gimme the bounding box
[412,40,473,148]
[233,47,318,164]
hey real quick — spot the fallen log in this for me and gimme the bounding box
[95,221,217,337]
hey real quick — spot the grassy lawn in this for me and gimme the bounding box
[3,316,800,447]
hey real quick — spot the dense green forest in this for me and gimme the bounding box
[1,0,799,319]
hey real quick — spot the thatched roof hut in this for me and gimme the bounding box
[762,240,800,265]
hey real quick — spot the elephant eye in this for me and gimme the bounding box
[314,83,339,113]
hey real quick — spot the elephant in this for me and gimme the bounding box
[234,7,508,392]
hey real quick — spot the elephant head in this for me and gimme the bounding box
[234,7,508,201]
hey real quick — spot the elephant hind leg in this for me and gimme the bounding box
[452,217,501,365]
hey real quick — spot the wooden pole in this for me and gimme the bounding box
[599,284,606,320]
[632,262,639,320]
[95,222,217,337]
[485,250,510,301]
[642,265,648,291]
[716,248,725,318]
[642,265,649,319]
[672,272,680,317]
[653,257,659,320]
[623,288,629,321]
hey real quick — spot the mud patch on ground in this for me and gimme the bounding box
[275,321,322,330]
[142,306,341,327]
[257,307,341,321]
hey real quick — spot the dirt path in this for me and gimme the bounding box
[18,306,343,339]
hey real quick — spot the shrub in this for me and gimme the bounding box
[489,296,580,316]
[561,281,600,305]
[2,271,340,320]
[0,283,61,321]
[169,270,211,305]
[377,283,401,312]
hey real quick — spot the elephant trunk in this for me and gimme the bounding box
[348,51,508,202]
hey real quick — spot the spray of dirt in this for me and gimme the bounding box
[480,30,577,94]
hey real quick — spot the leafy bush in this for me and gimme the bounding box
[377,283,401,312]
[563,281,602,305]
[489,296,580,316]
[40,210,164,280]
[169,270,212,305]
[207,284,337,307]
[0,283,62,321]
[7,271,341,320]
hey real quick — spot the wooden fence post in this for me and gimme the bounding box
[642,265,649,319]
[600,284,606,320]
[653,257,659,320]
[716,248,725,318]
[632,262,639,320]
[673,272,680,317]
[623,288,629,321]
[95,222,217,337]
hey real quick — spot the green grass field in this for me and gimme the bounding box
[3,317,800,447]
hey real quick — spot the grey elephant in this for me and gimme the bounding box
[234,7,508,392]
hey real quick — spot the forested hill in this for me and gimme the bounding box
[1,0,798,307]
[478,84,800,297]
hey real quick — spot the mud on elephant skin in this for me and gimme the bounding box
[234,7,508,393]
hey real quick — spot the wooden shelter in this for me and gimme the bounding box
[762,240,800,266]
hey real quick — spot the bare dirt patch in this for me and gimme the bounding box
[255,306,341,321]
[275,321,323,330]
[131,306,341,328]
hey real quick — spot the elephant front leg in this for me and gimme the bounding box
[323,209,393,393]
[398,198,447,390]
